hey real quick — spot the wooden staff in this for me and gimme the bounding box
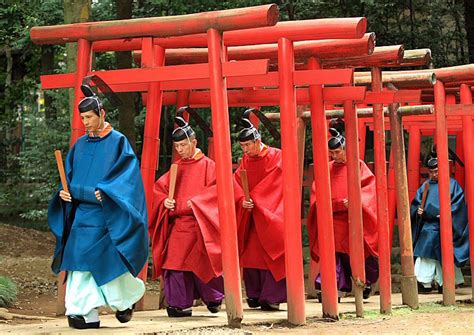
[54,150,69,193]
[414,182,430,245]
[240,169,251,210]
[168,163,178,200]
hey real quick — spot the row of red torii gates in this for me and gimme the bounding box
[30,4,474,328]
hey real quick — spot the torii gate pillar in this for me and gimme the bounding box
[459,84,474,300]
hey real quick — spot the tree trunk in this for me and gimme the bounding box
[63,0,91,123]
[115,0,136,150]
[465,0,474,63]
[41,46,56,122]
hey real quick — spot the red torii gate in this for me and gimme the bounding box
[31,6,377,325]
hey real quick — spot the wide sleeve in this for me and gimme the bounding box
[47,144,77,274]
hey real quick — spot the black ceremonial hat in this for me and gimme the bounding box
[78,84,103,115]
[426,157,438,170]
[172,116,195,141]
[328,128,345,150]
[238,109,261,142]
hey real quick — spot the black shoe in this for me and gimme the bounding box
[115,304,135,323]
[247,298,261,308]
[67,315,100,329]
[207,301,222,313]
[417,282,433,294]
[166,306,192,317]
[437,285,443,294]
[363,285,373,299]
[260,302,280,311]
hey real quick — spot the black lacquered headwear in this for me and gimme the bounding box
[426,157,438,170]
[77,75,122,115]
[327,118,345,149]
[238,109,261,142]
[172,115,195,142]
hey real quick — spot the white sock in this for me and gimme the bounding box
[83,308,99,323]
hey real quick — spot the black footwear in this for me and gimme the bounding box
[363,285,373,299]
[115,304,135,323]
[247,298,261,308]
[207,301,222,313]
[166,306,192,317]
[260,302,280,311]
[437,285,443,294]
[417,282,433,294]
[67,315,100,329]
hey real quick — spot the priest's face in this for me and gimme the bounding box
[174,138,197,159]
[81,109,105,135]
[240,139,261,157]
[329,147,346,164]
[428,168,438,181]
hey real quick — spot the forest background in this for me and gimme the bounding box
[1,0,474,225]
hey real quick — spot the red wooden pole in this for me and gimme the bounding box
[278,37,306,325]
[308,57,338,319]
[434,81,456,305]
[140,38,164,218]
[207,28,243,328]
[459,84,474,300]
[138,39,165,311]
[371,67,392,314]
[388,148,396,248]
[407,125,421,201]
[358,119,366,160]
[388,103,419,309]
[455,132,465,188]
[70,38,91,145]
[343,86,366,317]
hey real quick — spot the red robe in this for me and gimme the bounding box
[308,159,378,262]
[149,152,222,284]
[234,146,286,281]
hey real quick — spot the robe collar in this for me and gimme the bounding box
[246,142,268,160]
[88,122,113,138]
[181,148,204,163]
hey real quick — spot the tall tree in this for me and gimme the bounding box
[464,0,474,63]
[115,0,136,150]
[63,0,91,122]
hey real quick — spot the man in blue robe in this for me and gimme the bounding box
[410,157,469,293]
[48,84,149,329]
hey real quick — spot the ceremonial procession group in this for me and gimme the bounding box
[47,85,470,329]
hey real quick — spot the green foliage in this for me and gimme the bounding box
[0,276,18,308]
[3,89,70,220]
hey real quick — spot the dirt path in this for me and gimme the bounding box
[1,223,473,334]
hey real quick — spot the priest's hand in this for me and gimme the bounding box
[342,198,349,208]
[164,198,176,211]
[59,190,72,202]
[95,190,102,202]
[417,207,424,216]
[243,199,254,209]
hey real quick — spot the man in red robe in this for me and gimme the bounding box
[308,125,379,300]
[234,111,287,311]
[149,116,224,317]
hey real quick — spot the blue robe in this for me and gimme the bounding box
[410,178,469,267]
[48,130,149,286]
